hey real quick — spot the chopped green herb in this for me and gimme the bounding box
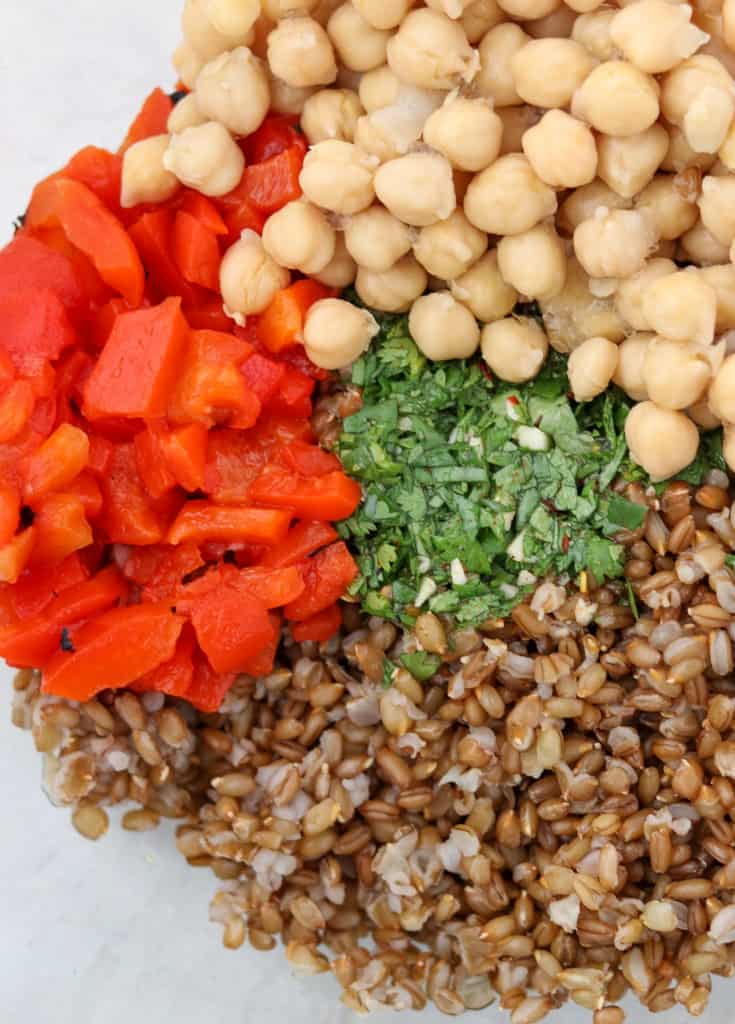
[399,651,442,681]
[626,579,639,620]
[382,657,396,689]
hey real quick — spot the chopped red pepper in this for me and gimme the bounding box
[62,146,124,216]
[8,553,89,622]
[128,209,204,308]
[0,289,76,376]
[29,493,93,567]
[284,542,358,622]
[240,352,286,405]
[100,443,177,545]
[130,623,196,697]
[0,528,36,584]
[187,579,274,674]
[179,191,228,235]
[249,468,362,521]
[291,603,342,644]
[0,234,87,321]
[119,88,174,154]
[241,115,307,164]
[239,145,304,215]
[0,486,20,547]
[23,423,90,502]
[260,519,338,569]
[173,210,221,291]
[0,381,35,444]
[256,279,332,353]
[168,502,291,546]
[185,652,236,713]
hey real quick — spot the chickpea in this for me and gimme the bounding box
[267,16,337,87]
[355,255,428,312]
[182,0,254,60]
[642,338,713,412]
[610,1,709,75]
[464,154,557,235]
[613,333,652,401]
[497,224,566,301]
[450,251,517,321]
[313,234,357,287]
[268,73,315,115]
[680,220,731,266]
[564,0,605,13]
[661,124,718,174]
[596,125,669,199]
[121,135,180,209]
[462,0,505,43]
[614,258,677,331]
[718,121,735,172]
[625,402,699,482]
[522,109,597,189]
[220,230,290,319]
[661,55,735,154]
[425,0,475,16]
[413,209,487,279]
[636,176,699,246]
[352,114,401,164]
[511,39,594,109]
[299,140,377,214]
[358,66,399,112]
[327,4,390,72]
[386,9,477,90]
[196,48,270,136]
[163,121,245,196]
[698,175,735,246]
[497,106,541,156]
[172,40,206,90]
[710,354,735,423]
[524,6,577,38]
[496,0,560,19]
[374,152,456,227]
[262,0,319,17]
[571,61,660,137]
[208,0,261,38]
[261,200,336,274]
[422,97,503,173]
[409,292,481,360]
[540,258,626,352]
[167,93,207,134]
[344,206,413,271]
[638,270,717,347]
[481,317,549,383]
[352,0,414,29]
[689,397,721,430]
[571,9,618,62]
[700,264,735,331]
[475,24,530,107]
[573,207,658,280]
[725,0,735,53]
[303,298,379,370]
[301,88,362,144]
[568,336,619,402]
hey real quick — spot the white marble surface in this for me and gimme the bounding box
[0,3,729,1022]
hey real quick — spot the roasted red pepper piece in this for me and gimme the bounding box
[0,486,20,547]
[0,234,87,321]
[8,553,89,622]
[284,542,358,621]
[239,145,304,215]
[129,623,196,696]
[84,297,189,420]
[179,191,228,235]
[168,502,291,545]
[277,440,342,477]
[185,652,236,712]
[128,210,204,308]
[241,115,307,164]
[187,579,274,674]
[63,471,103,521]
[291,603,342,643]
[240,352,286,405]
[168,329,258,428]
[41,603,185,702]
[179,563,304,609]
[239,612,280,676]
[0,381,35,444]
[260,520,339,568]
[159,422,208,492]
[29,493,93,567]
[119,88,174,154]
[23,423,90,502]
[134,427,177,499]
[0,528,35,584]
[100,443,176,545]
[62,146,124,216]
[266,364,315,418]
[256,279,331,353]
[249,468,362,520]
[173,210,221,291]
[0,290,76,376]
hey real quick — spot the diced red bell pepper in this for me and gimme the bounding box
[87,434,114,476]
[84,297,189,420]
[41,602,185,702]
[26,178,144,306]
[188,579,274,674]
[0,527,35,584]
[240,352,286,405]
[31,225,112,311]
[284,542,358,621]
[0,349,15,392]
[53,348,92,426]
[260,519,338,569]
[241,115,307,165]
[123,541,204,593]
[267,364,315,418]
[0,289,76,377]
[239,145,304,215]
[180,563,304,610]
[0,486,20,546]
[173,210,221,291]
[249,468,362,521]
[128,210,204,308]
[167,502,292,546]
[100,443,177,545]
[185,652,236,713]
[119,88,174,154]
[0,565,126,668]
[29,493,93,567]
[291,603,343,643]
[179,191,228,235]
[9,553,89,621]
[184,298,233,333]
[278,440,342,477]
[159,422,208,493]
[239,612,280,676]
[134,427,177,499]
[89,297,139,349]
[0,381,35,444]
[23,423,90,502]
[168,329,258,428]
[130,623,196,696]
[63,146,124,217]
[63,471,103,520]
[0,234,87,321]
[256,279,332,353]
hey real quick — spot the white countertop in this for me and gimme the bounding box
[0,3,729,1021]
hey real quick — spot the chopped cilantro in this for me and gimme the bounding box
[400,651,442,681]
[382,658,396,689]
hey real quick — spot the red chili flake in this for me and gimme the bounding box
[507,395,520,405]
[562,535,570,553]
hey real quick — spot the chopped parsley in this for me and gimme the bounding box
[337,310,720,627]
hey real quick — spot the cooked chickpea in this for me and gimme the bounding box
[725,0,735,53]
[573,207,658,279]
[267,16,337,87]
[625,401,700,481]
[386,9,477,90]
[450,251,518,321]
[719,121,735,172]
[497,224,567,301]
[313,234,357,287]
[172,40,206,89]
[481,317,549,383]
[208,0,261,38]
[710,354,735,421]
[344,206,413,271]
[496,0,560,19]
[464,154,557,235]
[167,93,207,134]
[497,106,541,156]
[422,97,503,173]
[571,61,660,137]
[182,0,254,60]
[301,88,363,143]
[511,38,594,108]
[263,0,319,16]
[261,200,336,274]
[558,181,631,236]
[571,10,618,62]
[462,0,505,43]
[564,0,605,13]
[352,0,415,30]
[409,291,481,360]
[639,270,717,346]
[475,24,530,107]
[425,0,475,16]
[525,6,577,39]
[698,175,735,246]
[196,47,270,136]
[220,230,290,319]
[163,121,245,196]
[355,255,428,312]
[303,298,379,369]
[689,397,721,430]
[352,114,402,164]
[267,73,315,115]
[413,209,487,279]
[596,125,669,199]
[613,333,653,401]
[614,258,677,331]
[299,140,377,214]
[521,109,597,189]
[635,175,698,241]
[121,135,180,209]
[327,4,390,72]
[680,220,731,266]
[568,336,619,402]
[358,66,400,112]
[700,264,735,332]
[643,339,713,411]
[610,0,709,75]
[662,124,718,173]
[540,259,626,352]
[661,55,735,153]
[374,152,456,227]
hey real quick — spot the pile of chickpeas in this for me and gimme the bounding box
[119,0,735,482]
